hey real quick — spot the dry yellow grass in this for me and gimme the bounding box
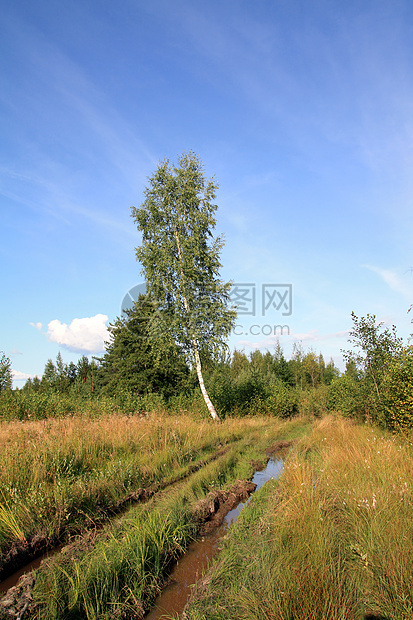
[0,412,292,561]
[185,415,413,620]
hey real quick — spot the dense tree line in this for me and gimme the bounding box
[3,301,413,429]
[16,294,340,418]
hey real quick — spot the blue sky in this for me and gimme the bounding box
[2,0,413,385]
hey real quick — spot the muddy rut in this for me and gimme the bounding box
[0,440,293,619]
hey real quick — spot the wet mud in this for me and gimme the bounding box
[147,456,285,620]
[0,444,288,619]
[0,573,35,620]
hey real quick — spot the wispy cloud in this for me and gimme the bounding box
[0,163,138,239]
[364,265,413,302]
[30,322,43,331]
[12,370,35,382]
[9,348,22,356]
[0,12,156,236]
[236,328,350,351]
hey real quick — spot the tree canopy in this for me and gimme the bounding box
[131,152,236,419]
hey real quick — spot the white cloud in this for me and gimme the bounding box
[46,314,109,354]
[12,370,35,382]
[30,322,43,331]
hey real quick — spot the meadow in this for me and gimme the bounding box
[0,411,303,619]
[185,415,413,620]
[2,409,413,619]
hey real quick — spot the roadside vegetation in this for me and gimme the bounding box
[31,417,302,619]
[185,414,413,620]
[0,414,294,574]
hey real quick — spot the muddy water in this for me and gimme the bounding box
[0,546,61,595]
[146,458,284,620]
[0,459,284,607]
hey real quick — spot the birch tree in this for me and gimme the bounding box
[131,152,236,420]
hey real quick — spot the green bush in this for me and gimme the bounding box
[381,347,413,430]
[298,385,329,417]
[0,390,79,420]
[326,376,366,419]
[266,380,298,417]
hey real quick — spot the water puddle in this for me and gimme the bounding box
[146,457,284,620]
[0,457,284,609]
[0,547,60,596]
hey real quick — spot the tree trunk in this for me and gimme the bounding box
[193,340,220,421]
[173,225,220,421]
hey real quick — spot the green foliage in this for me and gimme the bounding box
[343,312,402,413]
[10,340,342,421]
[131,152,236,362]
[132,152,236,420]
[298,384,329,417]
[0,350,12,391]
[381,346,413,430]
[204,350,299,418]
[266,378,298,417]
[98,294,190,398]
[326,375,366,418]
[207,363,268,417]
[23,353,101,398]
[0,389,76,420]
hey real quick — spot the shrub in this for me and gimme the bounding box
[266,380,298,417]
[381,347,413,430]
[326,375,366,419]
[298,385,329,417]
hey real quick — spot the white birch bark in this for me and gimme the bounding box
[193,339,220,420]
[174,226,220,421]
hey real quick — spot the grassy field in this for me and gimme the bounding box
[4,411,413,619]
[0,413,270,557]
[0,411,304,619]
[184,415,413,620]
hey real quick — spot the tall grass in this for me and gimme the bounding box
[185,415,413,619]
[0,415,227,555]
[31,419,298,619]
[34,500,195,620]
[0,390,171,422]
[0,414,293,565]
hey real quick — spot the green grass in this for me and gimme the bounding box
[31,419,300,619]
[184,415,413,620]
